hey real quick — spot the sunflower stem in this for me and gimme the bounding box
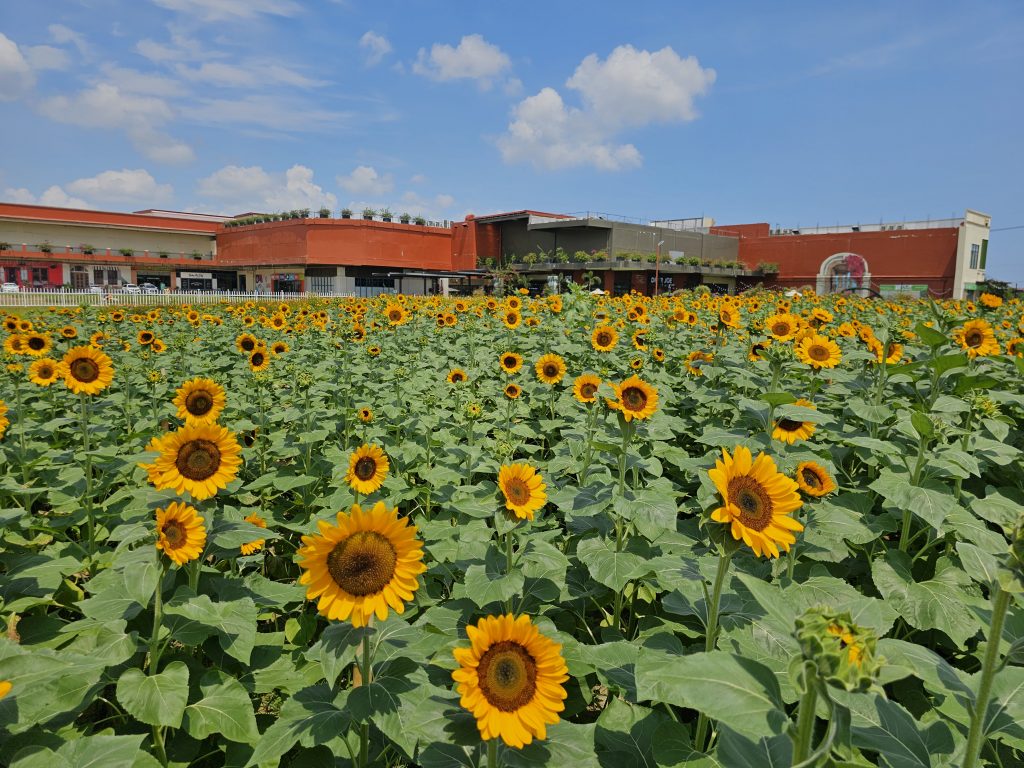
[899,434,929,552]
[358,617,375,768]
[963,584,1011,768]
[148,558,166,673]
[791,668,819,763]
[487,738,499,768]
[579,402,597,486]
[694,550,732,751]
[79,392,96,565]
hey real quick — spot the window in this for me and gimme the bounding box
[979,239,988,270]
[32,267,49,286]
[969,243,980,269]
[94,268,104,285]
[107,268,118,284]
[354,276,395,298]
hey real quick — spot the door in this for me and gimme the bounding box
[71,267,89,289]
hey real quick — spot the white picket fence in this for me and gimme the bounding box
[0,289,353,308]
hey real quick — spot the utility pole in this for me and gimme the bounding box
[653,238,665,296]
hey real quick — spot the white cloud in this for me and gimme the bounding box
[101,65,191,98]
[197,164,337,213]
[337,165,393,196]
[0,33,35,101]
[409,174,427,185]
[174,60,324,88]
[66,168,173,204]
[136,33,212,63]
[413,34,510,89]
[152,0,302,22]
[24,45,71,71]
[398,190,457,220]
[189,94,354,133]
[360,31,392,67]
[48,24,89,57]
[4,185,92,209]
[39,83,195,164]
[497,45,714,171]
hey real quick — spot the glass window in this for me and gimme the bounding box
[107,268,118,284]
[979,239,988,270]
[970,243,980,269]
[32,267,49,285]
[94,267,104,284]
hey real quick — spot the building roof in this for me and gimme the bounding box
[133,209,235,223]
[0,202,222,234]
[468,209,573,223]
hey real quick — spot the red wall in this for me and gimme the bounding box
[0,203,221,234]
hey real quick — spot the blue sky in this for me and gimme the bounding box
[2,1,1022,280]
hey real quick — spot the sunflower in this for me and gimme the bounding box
[151,339,167,354]
[0,401,8,441]
[351,324,367,342]
[271,341,289,356]
[766,313,801,341]
[249,349,270,371]
[452,613,569,748]
[3,334,25,356]
[345,443,389,495]
[23,332,52,357]
[173,378,226,426]
[953,319,1000,358]
[28,357,60,387]
[1007,337,1024,357]
[499,352,524,375]
[357,407,374,423]
[535,354,566,385]
[155,502,207,566]
[795,461,837,497]
[367,344,382,357]
[498,463,546,520]
[708,445,804,558]
[573,373,601,404]
[0,681,10,700]
[772,399,817,444]
[979,292,1003,309]
[60,325,78,339]
[718,305,741,329]
[607,375,658,421]
[236,333,258,353]
[868,339,904,364]
[503,310,522,329]
[685,350,714,376]
[138,330,155,346]
[652,347,666,362]
[504,382,522,400]
[143,423,243,500]
[591,326,618,352]
[385,303,409,325]
[795,334,842,369]
[60,345,114,395]
[240,513,268,555]
[447,368,468,384]
[297,501,426,626]
[748,340,771,361]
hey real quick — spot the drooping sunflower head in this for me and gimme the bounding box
[345,443,389,495]
[591,325,618,352]
[535,353,566,385]
[979,292,1003,309]
[498,463,546,521]
[155,501,207,566]
[608,375,658,421]
[29,357,60,387]
[795,334,842,369]
[452,614,569,748]
[173,377,226,426]
[504,382,522,400]
[748,340,771,361]
[708,445,804,558]
[297,501,426,626]
[685,350,714,376]
[573,373,601,404]
[772,398,817,445]
[144,423,243,500]
[60,345,115,395]
[795,461,837,497]
[499,351,524,374]
[447,368,468,384]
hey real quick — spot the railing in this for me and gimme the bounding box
[0,289,354,308]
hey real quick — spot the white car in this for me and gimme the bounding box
[122,283,141,294]
[87,285,104,294]
[1,282,19,293]
[140,283,160,294]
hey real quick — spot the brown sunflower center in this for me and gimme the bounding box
[503,355,517,368]
[808,344,830,361]
[727,476,773,531]
[241,338,255,351]
[251,352,265,367]
[38,363,55,378]
[185,390,214,416]
[542,363,559,378]
[771,322,791,336]
[389,310,402,321]
[964,330,983,347]
[504,477,531,506]
[175,439,222,481]
[801,468,823,488]
[621,386,647,412]
[28,336,45,350]
[326,531,397,596]
[595,331,612,347]
[580,382,597,399]
[776,419,802,432]
[69,356,100,383]
[354,456,378,481]
[506,313,517,323]
[477,641,538,712]
[451,372,464,382]
[141,333,153,343]
[162,520,186,548]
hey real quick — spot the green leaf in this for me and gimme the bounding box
[116,661,189,728]
[910,411,934,440]
[871,552,983,646]
[927,352,969,375]
[576,537,650,592]
[651,720,722,767]
[760,392,796,407]
[715,724,792,767]
[955,542,1001,588]
[58,734,147,768]
[846,691,954,768]
[634,650,788,739]
[461,562,524,608]
[182,670,259,743]
[869,471,957,530]
[163,590,258,664]
[246,683,351,767]
[594,698,674,768]
[372,676,459,760]
[502,721,601,768]
[914,322,947,347]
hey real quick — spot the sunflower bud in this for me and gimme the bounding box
[794,608,880,692]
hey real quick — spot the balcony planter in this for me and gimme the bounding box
[414,217,426,226]
[400,213,411,224]
[362,209,376,221]
[341,209,352,219]
[119,248,134,258]
[381,210,393,222]
[319,207,331,218]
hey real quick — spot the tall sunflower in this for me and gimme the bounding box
[28,357,60,387]
[498,463,546,520]
[236,333,258,353]
[572,373,601,404]
[240,513,268,555]
[953,319,1000,358]
[591,326,618,352]
[447,368,468,384]
[708,445,804,558]
[60,345,114,395]
[297,501,426,626]
[765,313,801,341]
[0,400,8,441]
[23,332,53,357]
[607,375,658,421]
[685,350,714,376]
[795,461,837,497]
[795,334,842,369]
[155,502,207,565]
[452,614,569,748]
[504,383,522,400]
[249,349,270,371]
[143,423,242,500]
[772,399,817,444]
[499,352,524,375]
[345,443,389,495]
[173,378,226,426]
[535,354,566,385]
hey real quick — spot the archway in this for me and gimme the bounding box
[816,252,870,296]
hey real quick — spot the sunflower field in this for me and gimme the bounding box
[1,285,1024,768]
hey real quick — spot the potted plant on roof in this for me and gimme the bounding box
[119,247,134,258]
[319,206,331,218]
[39,241,53,254]
[299,208,311,219]
[81,244,95,255]
[362,208,376,221]
[381,209,393,222]
[414,215,426,226]
[400,212,411,224]
[341,208,352,219]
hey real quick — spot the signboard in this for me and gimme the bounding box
[179,271,212,279]
[879,284,927,298]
